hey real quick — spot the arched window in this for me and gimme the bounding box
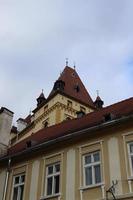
[44,121,48,128]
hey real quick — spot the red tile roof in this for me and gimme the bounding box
[8,97,133,156]
[49,66,95,108]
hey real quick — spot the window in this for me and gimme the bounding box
[44,121,48,128]
[12,174,25,200]
[67,100,72,108]
[128,142,133,176]
[80,106,86,113]
[83,151,101,186]
[42,119,49,128]
[65,114,72,121]
[45,163,60,196]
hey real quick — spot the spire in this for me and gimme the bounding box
[48,66,95,108]
[36,90,46,107]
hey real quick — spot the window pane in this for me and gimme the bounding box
[131,156,133,170]
[20,185,24,200]
[93,152,100,162]
[94,165,101,184]
[48,166,53,175]
[47,177,53,195]
[55,164,60,173]
[15,176,19,184]
[85,167,92,185]
[85,155,91,164]
[54,175,60,194]
[21,175,25,183]
[13,187,18,200]
[130,144,133,153]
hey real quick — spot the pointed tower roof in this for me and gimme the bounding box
[49,66,95,108]
[36,90,46,107]
[94,95,104,109]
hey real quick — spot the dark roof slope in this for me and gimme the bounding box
[8,97,133,156]
[49,66,95,108]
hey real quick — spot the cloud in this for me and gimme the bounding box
[0,0,133,123]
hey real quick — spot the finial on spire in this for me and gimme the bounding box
[96,90,99,97]
[66,58,68,66]
[42,89,44,93]
[29,108,32,115]
[73,61,76,70]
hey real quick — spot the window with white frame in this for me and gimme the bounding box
[12,174,25,200]
[45,163,60,196]
[128,142,133,176]
[83,151,102,186]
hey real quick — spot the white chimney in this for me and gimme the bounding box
[17,118,27,132]
[0,107,14,146]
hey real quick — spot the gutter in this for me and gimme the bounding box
[2,158,11,200]
[0,114,133,162]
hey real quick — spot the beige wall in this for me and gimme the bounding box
[4,126,133,200]
[0,169,6,200]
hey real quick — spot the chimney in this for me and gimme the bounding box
[17,118,27,132]
[0,107,14,146]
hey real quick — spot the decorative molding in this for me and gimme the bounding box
[78,140,103,149]
[35,102,77,125]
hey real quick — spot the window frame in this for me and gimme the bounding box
[83,151,102,187]
[128,142,133,177]
[12,173,25,200]
[45,163,60,198]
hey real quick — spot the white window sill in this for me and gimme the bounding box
[80,182,104,190]
[40,193,61,200]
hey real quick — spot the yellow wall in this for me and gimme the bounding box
[4,125,133,200]
[12,94,93,144]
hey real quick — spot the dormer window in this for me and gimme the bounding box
[76,111,85,118]
[53,80,65,91]
[74,84,80,93]
[26,141,32,148]
[104,113,114,122]
[72,72,76,77]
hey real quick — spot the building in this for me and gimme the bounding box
[0,65,133,200]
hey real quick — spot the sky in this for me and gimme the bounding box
[0,0,133,123]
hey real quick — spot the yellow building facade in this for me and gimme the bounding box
[0,66,133,200]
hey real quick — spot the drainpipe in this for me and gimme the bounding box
[2,158,11,200]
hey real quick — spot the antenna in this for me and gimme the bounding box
[66,58,68,66]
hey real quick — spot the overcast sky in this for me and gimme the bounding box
[0,0,133,123]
